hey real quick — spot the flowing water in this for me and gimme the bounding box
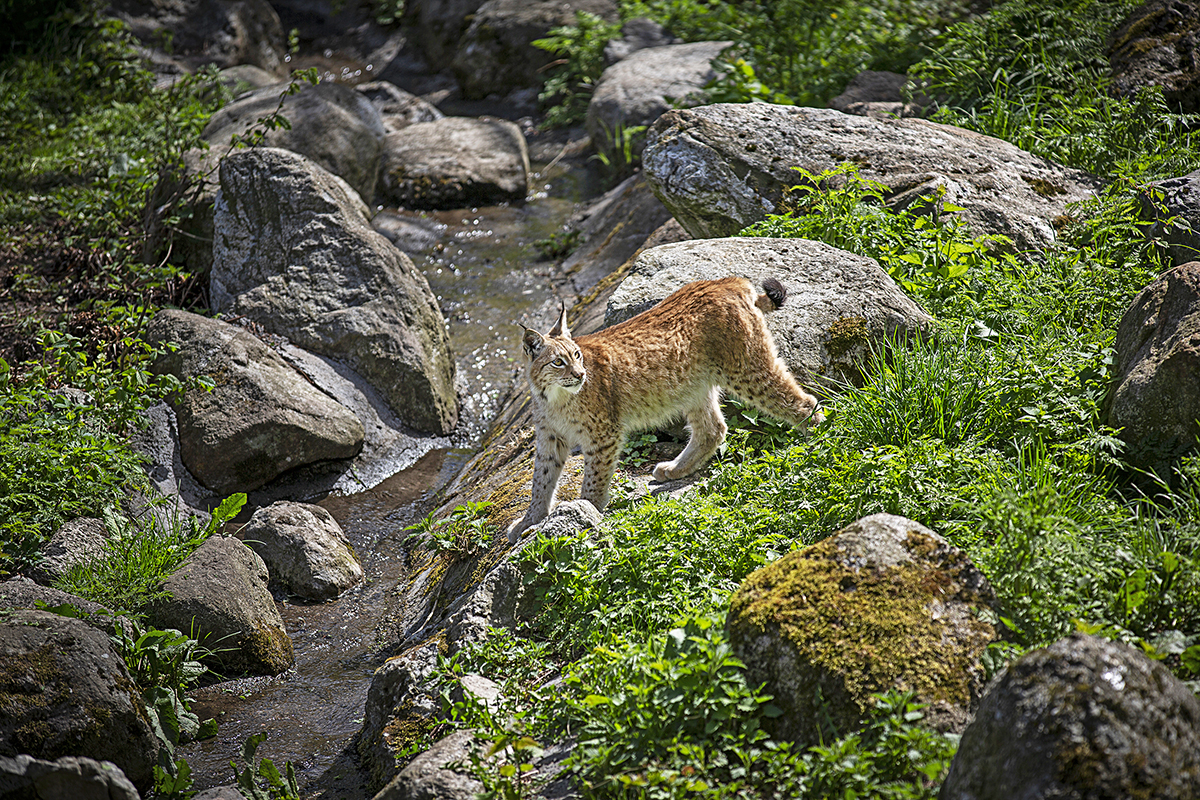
[179,153,598,797]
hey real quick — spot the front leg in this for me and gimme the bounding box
[507,431,570,543]
[580,438,621,514]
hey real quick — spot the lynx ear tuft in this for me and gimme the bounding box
[547,303,571,338]
[522,326,545,358]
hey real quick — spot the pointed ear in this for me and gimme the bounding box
[547,303,571,338]
[521,326,545,359]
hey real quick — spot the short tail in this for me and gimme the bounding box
[755,277,787,312]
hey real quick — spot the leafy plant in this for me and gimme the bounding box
[407,500,497,556]
[54,492,246,614]
[590,121,647,187]
[533,11,622,127]
[533,229,581,260]
[230,732,301,800]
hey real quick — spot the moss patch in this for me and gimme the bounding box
[825,316,871,359]
[728,533,994,741]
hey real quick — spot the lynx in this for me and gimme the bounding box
[508,276,823,542]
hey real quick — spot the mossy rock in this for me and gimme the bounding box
[727,513,996,746]
[942,633,1200,800]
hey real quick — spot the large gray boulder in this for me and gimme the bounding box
[727,514,997,746]
[941,632,1200,800]
[1107,261,1200,466]
[143,79,384,279]
[211,148,458,435]
[0,754,139,800]
[1145,168,1200,266]
[642,103,1101,251]
[148,535,294,677]
[1108,0,1200,114]
[605,237,932,387]
[241,501,363,601]
[451,0,619,99]
[586,41,730,162]
[378,117,530,209]
[201,81,386,203]
[109,0,287,78]
[0,611,158,790]
[147,309,365,495]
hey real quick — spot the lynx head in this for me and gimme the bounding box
[522,305,586,398]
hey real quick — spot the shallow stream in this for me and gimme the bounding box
[179,153,598,798]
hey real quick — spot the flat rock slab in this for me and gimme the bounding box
[148,309,365,495]
[642,103,1102,251]
[379,116,530,209]
[605,237,932,387]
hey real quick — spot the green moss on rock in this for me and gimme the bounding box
[728,514,996,746]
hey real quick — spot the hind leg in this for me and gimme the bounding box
[654,386,727,481]
[727,358,823,431]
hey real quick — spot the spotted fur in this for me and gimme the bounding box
[508,276,823,542]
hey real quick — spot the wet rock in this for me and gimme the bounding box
[373,729,481,800]
[1107,261,1200,467]
[1108,0,1200,114]
[603,17,679,64]
[605,237,932,387]
[32,517,107,585]
[0,610,158,789]
[1144,168,1200,266]
[148,535,294,677]
[587,41,729,163]
[359,641,443,791]
[451,0,619,99]
[201,81,386,203]
[242,501,364,601]
[357,81,445,133]
[146,309,365,495]
[404,0,490,71]
[642,103,1101,251]
[828,70,926,119]
[941,632,1200,800]
[211,147,458,435]
[727,513,997,746]
[0,753,140,800]
[378,117,530,209]
[109,0,287,79]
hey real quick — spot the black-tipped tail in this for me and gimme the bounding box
[762,277,787,309]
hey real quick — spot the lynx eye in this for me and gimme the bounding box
[552,357,566,367]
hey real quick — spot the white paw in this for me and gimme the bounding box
[506,514,539,544]
[652,461,681,482]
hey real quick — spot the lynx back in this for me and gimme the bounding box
[508,276,822,542]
